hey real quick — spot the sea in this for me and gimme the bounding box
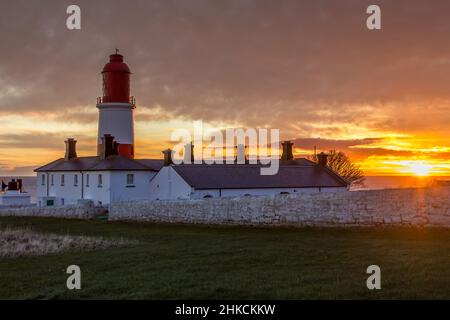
[1,175,448,204]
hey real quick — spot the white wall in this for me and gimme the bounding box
[38,170,158,206]
[82,171,111,205]
[149,166,192,200]
[37,172,85,206]
[0,192,31,206]
[193,187,347,199]
[109,171,157,202]
[36,172,48,201]
[109,187,450,228]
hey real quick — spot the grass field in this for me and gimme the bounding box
[0,216,449,299]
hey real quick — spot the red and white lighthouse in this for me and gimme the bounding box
[97,50,136,159]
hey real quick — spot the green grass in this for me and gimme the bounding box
[0,216,449,299]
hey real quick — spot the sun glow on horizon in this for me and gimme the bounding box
[391,161,436,177]
[407,163,432,176]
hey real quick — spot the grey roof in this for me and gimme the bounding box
[34,155,163,172]
[280,158,317,166]
[135,159,165,171]
[172,163,349,189]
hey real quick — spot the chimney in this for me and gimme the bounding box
[317,152,328,167]
[100,134,118,159]
[17,178,23,193]
[281,141,294,161]
[184,143,194,164]
[162,149,173,166]
[7,179,19,191]
[64,138,77,160]
[113,141,119,155]
[235,144,247,164]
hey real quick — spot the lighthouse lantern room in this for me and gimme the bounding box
[96,50,136,159]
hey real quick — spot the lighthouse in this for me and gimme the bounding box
[97,50,136,159]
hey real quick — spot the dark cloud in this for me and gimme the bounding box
[1,0,450,137]
[292,137,383,150]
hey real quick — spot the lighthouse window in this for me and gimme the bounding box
[86,174,90,187]
[98,174,103,187]
[126,174,134,186]
[74,174,78,186]
[41,174,45,186]
[51,174,54,186]
[60,174,65,186]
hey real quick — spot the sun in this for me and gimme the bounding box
[409,163,431,176]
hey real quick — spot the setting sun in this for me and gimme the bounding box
[393,161,435,177]
[409,163,432,176]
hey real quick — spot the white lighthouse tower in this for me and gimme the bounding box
[96,50,136,159]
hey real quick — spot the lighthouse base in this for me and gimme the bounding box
[97,102,135,159]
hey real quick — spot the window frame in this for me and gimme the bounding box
[126,173,135,187]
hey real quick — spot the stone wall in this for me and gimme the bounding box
[0,202,106,220]
[109,187,450,228]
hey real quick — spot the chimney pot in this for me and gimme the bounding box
[101,134,118,159]
[281,141,294,161]
[317,152,328,167]
[65,138,77,160]
[162,149,173,166]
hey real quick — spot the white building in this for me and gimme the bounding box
[36,137,348,206]
[35,139,163,206]
[149,161,349,201]
[35,52,349,207]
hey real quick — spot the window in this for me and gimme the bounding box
[61,174,65,186]
[46,199,54,206]
[86,174,90,187]
[51,174,54,186]
[61,198,65,206]
[126,174,134,186]
[41,174,45,186]
[98,174,103,187]
[74,174,78,186]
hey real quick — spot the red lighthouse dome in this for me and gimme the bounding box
[101,50,131,103]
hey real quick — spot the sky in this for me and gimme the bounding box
[1,0,450,176]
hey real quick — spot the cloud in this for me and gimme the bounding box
[0,165,38,176]
[292,137,383,150]
[1,0,450,175]
[0,132,95,152]
[0,0,450,135]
